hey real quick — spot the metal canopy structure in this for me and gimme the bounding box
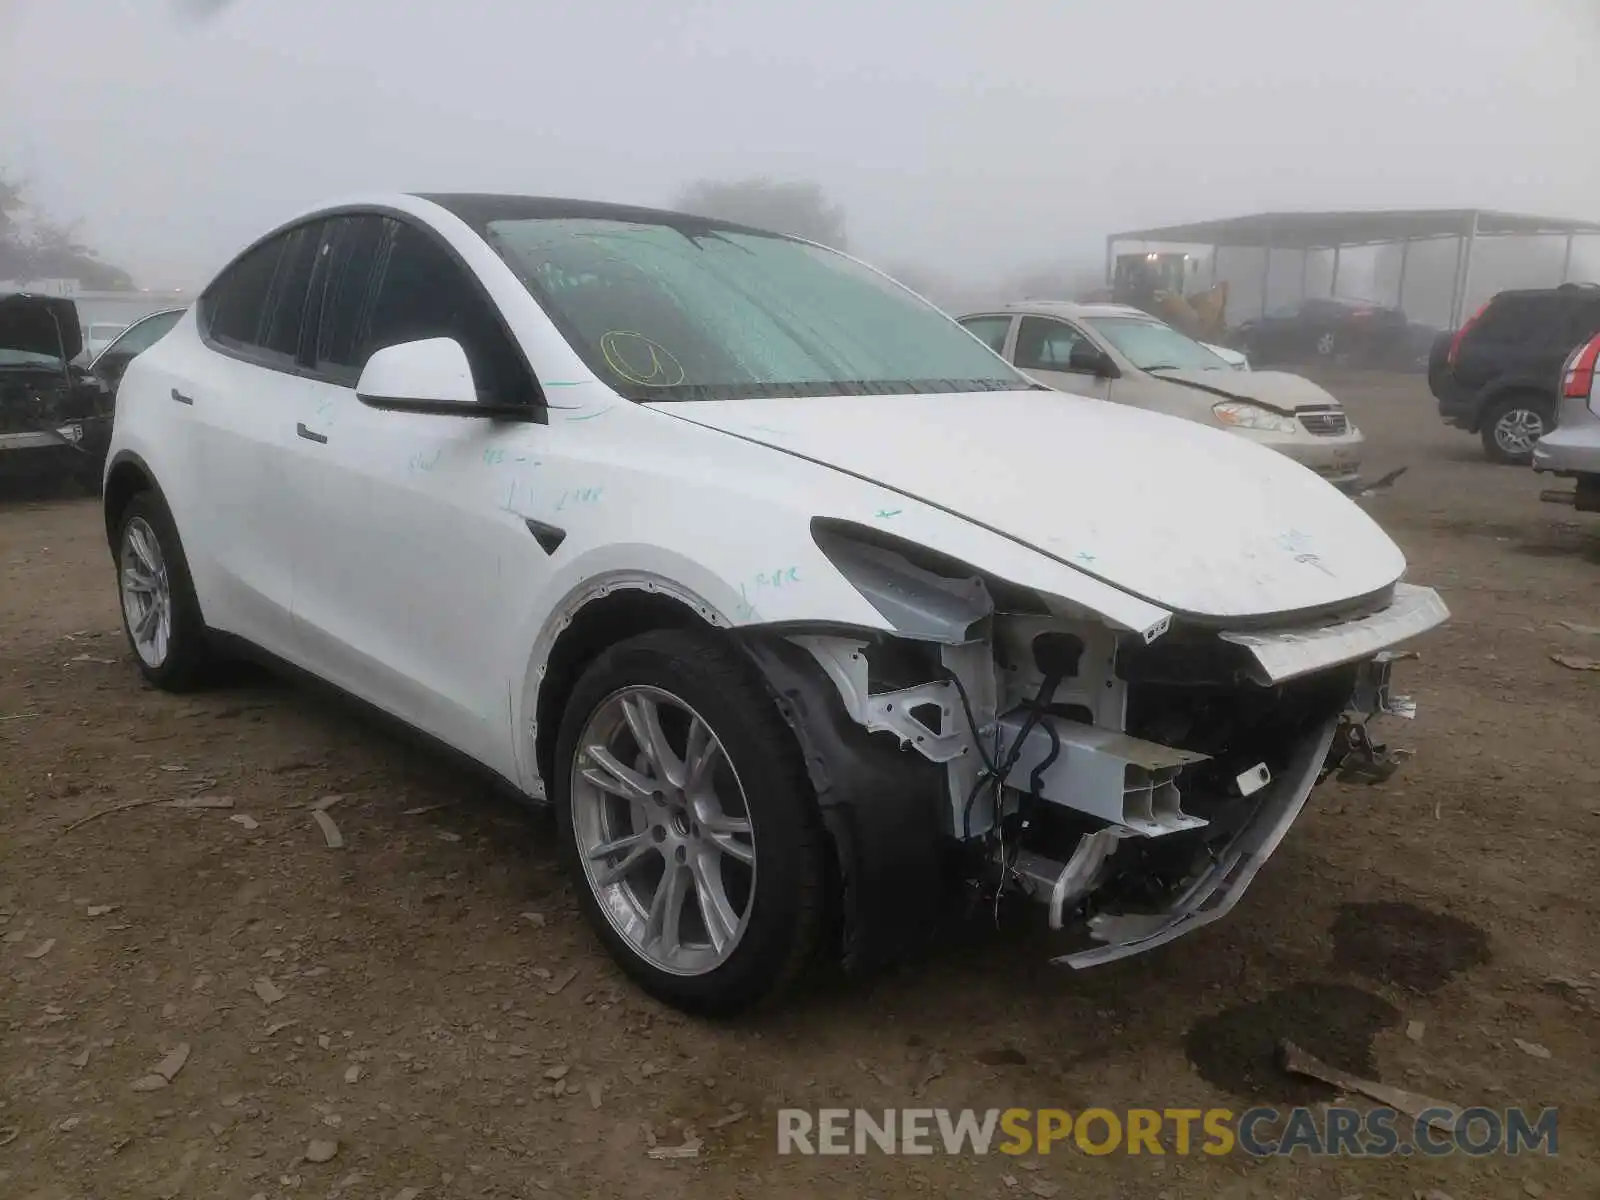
[1106,208,1600,326]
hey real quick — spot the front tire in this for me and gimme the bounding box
[553,629,827,1016]
[114,492,211,691]
[1480,393,1550,464]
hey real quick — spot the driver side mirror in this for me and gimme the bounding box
[1068,342,1118,378]
[355,337,533,420]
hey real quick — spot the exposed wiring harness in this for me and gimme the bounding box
[945,634,1085,922]
[949,666,1066,843]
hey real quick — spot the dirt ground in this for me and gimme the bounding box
[2,373,1597,1200]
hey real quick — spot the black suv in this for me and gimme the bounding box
[1429,282,1600,463]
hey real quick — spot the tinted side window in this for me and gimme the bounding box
[1561,295,1600,347]
[104,310,181,358]
[205,236,286,349]
[1475,294,1562,344]
[360,221,528,403]
[312,215,387,384]
[1014,317,1087,372]
[259,221,323,361]
[960,316,1011,356]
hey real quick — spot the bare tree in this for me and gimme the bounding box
[1,172,133,289]
[670,179,849,250]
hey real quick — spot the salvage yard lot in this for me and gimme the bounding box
[1,373,1596,1199]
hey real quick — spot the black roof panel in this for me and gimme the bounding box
[413,192,791,241]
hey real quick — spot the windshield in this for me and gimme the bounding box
[1083,316,1230,372]
[481,217,1027,401]
[103,310,182,359]
[0,347,62,369]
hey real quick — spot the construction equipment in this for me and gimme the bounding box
[1101,252,1230,343]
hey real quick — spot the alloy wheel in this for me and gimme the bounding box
[119,516,173,668]
[1493,408,1545,458]
[569,685,757,977]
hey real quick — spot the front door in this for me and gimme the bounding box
[284,213,554,778]
[1012,315,1111,401]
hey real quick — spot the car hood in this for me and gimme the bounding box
[0,293,82,363]
[1149,368,1341,414]
[653,389,1406,620]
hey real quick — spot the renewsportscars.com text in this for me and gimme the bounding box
[776,1106,1559,1158]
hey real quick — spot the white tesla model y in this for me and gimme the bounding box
[103,194,1446,1013]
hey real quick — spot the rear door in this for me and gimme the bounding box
[957,314,1016,359]
[180,219,326,654]
[1012,315,1110,400]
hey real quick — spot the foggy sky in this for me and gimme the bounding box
[3,0,1598,291]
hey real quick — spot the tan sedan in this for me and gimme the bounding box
[958,301,1366,491]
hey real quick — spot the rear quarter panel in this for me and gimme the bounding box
[105,312,207,548]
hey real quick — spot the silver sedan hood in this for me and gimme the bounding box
[1153,368,1344,415]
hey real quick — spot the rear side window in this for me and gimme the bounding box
[203,221,323,368]
[205,237,284,349]
[259,222,323,359]
[1473,294,1564,344]
[312,215,388,384]
[1561,295,1600,347]
[960,316,1011,355]
[104,310,181,358]
[1301,300,1347,319]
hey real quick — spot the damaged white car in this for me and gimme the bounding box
[102,193,1448,1014]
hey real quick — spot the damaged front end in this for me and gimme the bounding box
[744,519,1448,972]
[0,293,109,483]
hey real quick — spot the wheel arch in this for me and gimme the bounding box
[102,450,168,557]
[523,574,949,975]
[530,581,725,802]
[1472,381,1553,433]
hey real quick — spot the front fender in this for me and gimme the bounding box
[508,540,896,795]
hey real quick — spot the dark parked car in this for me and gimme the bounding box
[1235,297,1435,370]
[1428,282,1600,463]
[0,296,183,492]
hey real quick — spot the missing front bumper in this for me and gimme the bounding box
[1031,650,1422,967]
[1054,714,1340,967]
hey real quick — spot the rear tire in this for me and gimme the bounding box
[114,491,211,691]
[553,628,827,1016]
[1480,393,1550,465]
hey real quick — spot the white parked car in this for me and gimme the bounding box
[84,321,129,362]
[103,193,1447,1014]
